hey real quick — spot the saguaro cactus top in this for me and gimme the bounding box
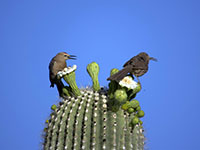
[43,61,147,150]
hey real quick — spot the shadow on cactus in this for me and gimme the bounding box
[43,61,146,150]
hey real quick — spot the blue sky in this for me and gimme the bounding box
[0,0,200,150]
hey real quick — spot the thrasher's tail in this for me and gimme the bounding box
[107,66,132,82]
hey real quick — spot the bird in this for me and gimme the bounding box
[49,52,76,96]
[107,52,157,82]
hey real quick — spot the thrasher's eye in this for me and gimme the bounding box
[140,57,145,61]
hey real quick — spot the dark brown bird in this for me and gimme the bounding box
[49,52,76,96]
[107,52,157,82]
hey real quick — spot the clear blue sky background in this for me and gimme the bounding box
[1,0,200,150]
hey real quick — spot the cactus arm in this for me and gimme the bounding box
[86,62,100,91]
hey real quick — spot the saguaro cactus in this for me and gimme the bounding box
[43,62,145,150]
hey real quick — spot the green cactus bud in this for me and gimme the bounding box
[132,82,141,94]
[136,106,141,111]
[51,104,56,111]
[139,120,143,125]
[63,70,81,96]
[87,62,100,91]
[121,101,130,110]
[132,116,139,125]
[114,89,127,104]
[137,110,145,118]
[44,128,47,132]
[129,99,140,108]
[45,120,49,124]
[110,68,119,76]
[127,108,134,114]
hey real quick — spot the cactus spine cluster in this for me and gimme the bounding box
[43,62,145,150]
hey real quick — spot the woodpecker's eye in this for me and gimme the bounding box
[64,54,68,57]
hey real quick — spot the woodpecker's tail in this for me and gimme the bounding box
[107,66,132,82]
[55,80,64,97]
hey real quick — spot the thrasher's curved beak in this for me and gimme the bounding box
[68,55,76,60]
[149,57,157,62]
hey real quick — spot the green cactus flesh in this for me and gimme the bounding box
[43,88,145,150]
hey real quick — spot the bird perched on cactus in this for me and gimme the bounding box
[107,52,157,82]
[49,52,76,96]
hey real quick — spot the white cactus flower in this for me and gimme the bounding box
[119,76,138,89]
[63,68,68,72]
[57,65,77,77]
[57,71,63,77]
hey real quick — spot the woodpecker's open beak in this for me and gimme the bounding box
[68,55,76,60]
[149,57,157,62]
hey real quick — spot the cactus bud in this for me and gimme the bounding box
[137,110,145,118]
[51,104,57,111]
[127,108,134,114]
[132,116,139,125]
[121,101,130,110]
[132,82,141,94]
[139,120,143,125]
[114,89,127,104]
[129,99,140,108]
[110,68,119,76]
[87,62,100,91]
[136,106,141,111]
